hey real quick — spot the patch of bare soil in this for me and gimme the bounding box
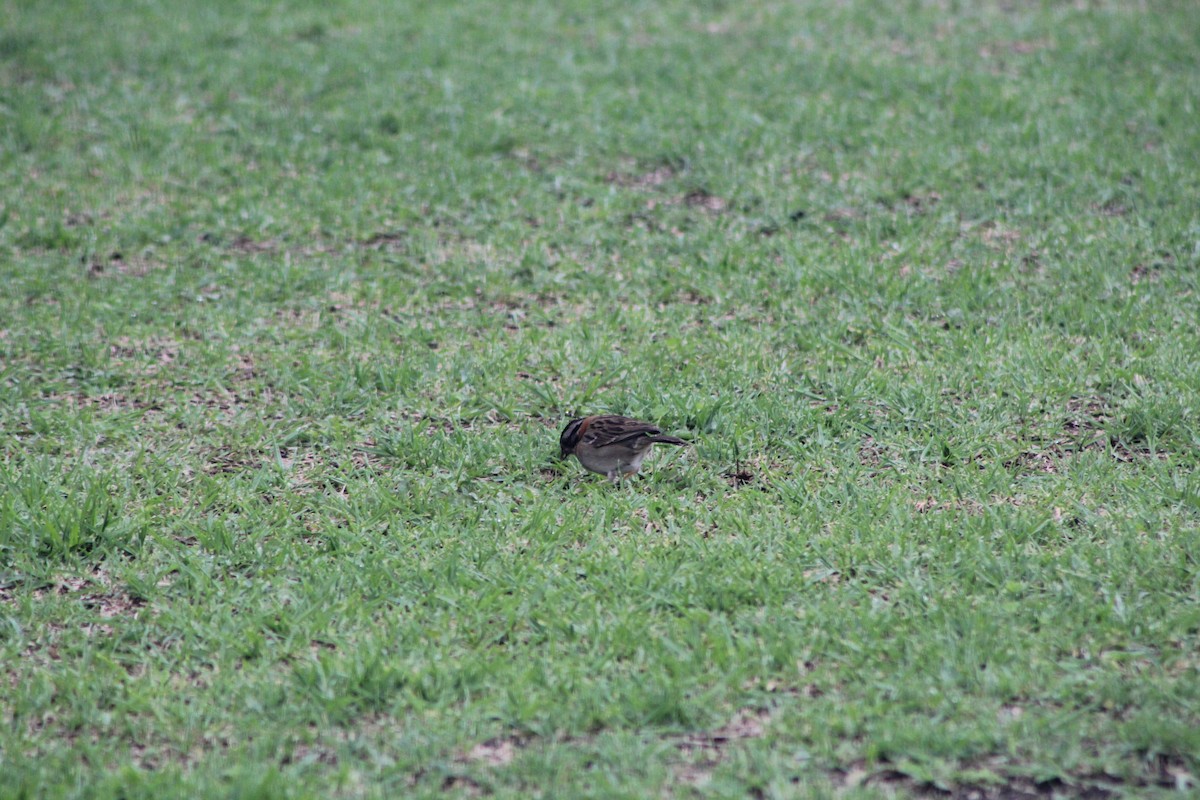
[462,733,533,767]
[681,189,728,213]
[978,221,1023,250]
[859,436,884,467]
[606,160,681,188]
[15,569,147,668]
[439,775,485,796]
[187,361,284,414]
[86,250,163,278]
[228,235,279,254]
[228,351,259,381]
[724,467,755,487]
[899,191,942,214]
[505,147,545,174]
[1129,252,1172,284]
[203,446,269,475]
[351,443,394,471]
[673,707,774,787]
[642,189,731,215]
[1092,199,1128,217]
[1006,396,1165,475]
[360,230,408,251]
[425,708,1196,798]
[828,752,1198,799]
[104,336,180,376]
[978,38,1054,60]
[606,159,734,219]
[1128,263,1160,284]
[824,206,862,223]
[280,742,339,767]
[428,732,536,795]
[1004,449,1063,474]
[447,706,778,790]
[46,392,161,413]
[914,496,986,515]
[187,389,250,413]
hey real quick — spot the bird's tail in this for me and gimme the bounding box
[647,435,688,446]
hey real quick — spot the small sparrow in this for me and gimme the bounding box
[558,415,688,480]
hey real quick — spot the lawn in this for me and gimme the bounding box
[2,0,1199,797]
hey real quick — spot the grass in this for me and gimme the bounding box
[2,0,1199,797]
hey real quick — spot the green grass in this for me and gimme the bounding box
[2,0,1199,797]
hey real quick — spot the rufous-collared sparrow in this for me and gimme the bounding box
[558,415,688,480]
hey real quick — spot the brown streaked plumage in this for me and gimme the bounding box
[558,415,688,480]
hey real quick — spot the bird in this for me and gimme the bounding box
[558,415,688,480]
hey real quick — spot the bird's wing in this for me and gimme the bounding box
[582,416,661,447]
